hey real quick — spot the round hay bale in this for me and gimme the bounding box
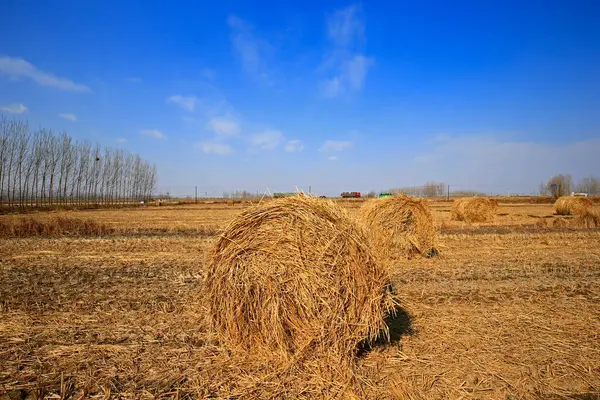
[204,196,392,359]
[576,211,600,228]
[451,197,498,223]
[358,195,437,260]
[554,196,592,216]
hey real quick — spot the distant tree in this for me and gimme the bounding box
[545,174,572,199]
[423,181,446,197]
[366,191,377,198]
[576,176,600,195]
[0,118,157,210]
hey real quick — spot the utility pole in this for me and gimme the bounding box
[195,186,198,204]
[447,185,450,201]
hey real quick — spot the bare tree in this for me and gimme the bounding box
[576,176,600,195]
[423,181,446,198]
[0,118,158,210]
[545,174,572,199]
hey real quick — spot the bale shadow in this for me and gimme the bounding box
[356,302,413,357]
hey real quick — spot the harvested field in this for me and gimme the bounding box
[1,200,600,399]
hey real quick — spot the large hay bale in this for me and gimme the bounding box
[203,196,392,359]
[451,197,498,222]
[554,196,593,216]
[358,195,437,260]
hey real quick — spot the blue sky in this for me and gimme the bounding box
[1,0,599,196]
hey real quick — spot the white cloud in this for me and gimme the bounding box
[207,118,240,136]
[0,103,28,114]
[167,95,197,112]
[327,4,364,47]
[116,138,127,143]
[320,140,353,152]
[0,56,90,92]
[197,141,233,155]
[321,5,372,98]
[141,129,167,140]
[227,15,272,83]
[252,130,284,150]
[58,113,77,121]
[285,140,304,152]
[328,156,338,161]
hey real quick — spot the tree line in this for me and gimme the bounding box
[541,174,600,198]
[390,181,448,198]
[0,118,157,209]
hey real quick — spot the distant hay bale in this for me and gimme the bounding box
[554,196,592,216]
[451,197,498,223]
[203,196,393,359]
[358,195,438,260]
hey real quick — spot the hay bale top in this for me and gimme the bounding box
[555,196,593,216]
[204,196,392,359]
[358,195,437,259]
[451,197,498,223]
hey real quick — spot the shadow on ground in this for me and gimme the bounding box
[356,302,413,357]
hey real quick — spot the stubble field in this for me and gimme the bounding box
[1,200,599,399]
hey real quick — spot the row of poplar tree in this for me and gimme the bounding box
[0,118,157,209]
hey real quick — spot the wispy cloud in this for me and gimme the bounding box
[141,129,167,140]
[207,118,240,136]
[0,56,91,92]
[227,15,272,84]
[252,130,284,150]
[321,5,373,98]
[167,95,197,112]
[58,113,77,121]
[285,140,304,152]
[320,140,353,152]
[327,4,365,47]
[322,77,342,98]
[197,141,233,155]
[201,68,216,80]
[116,138,127,143]
[0,103,28,114]
[328,155,338,161]
[412,134,600,192]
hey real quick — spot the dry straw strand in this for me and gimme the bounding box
[203,196,394,361]
[451,197,498,223]
[358,195,438,261]
[554,196,593,216]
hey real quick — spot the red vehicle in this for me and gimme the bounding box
[341,191,361,198]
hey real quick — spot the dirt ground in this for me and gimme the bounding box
[1,200,599,399]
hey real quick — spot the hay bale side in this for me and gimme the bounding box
[554,196,593,216]
[451,197,498,222]
[358,195,437,260]
[576,211,600,228]
[203,196,393,359]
